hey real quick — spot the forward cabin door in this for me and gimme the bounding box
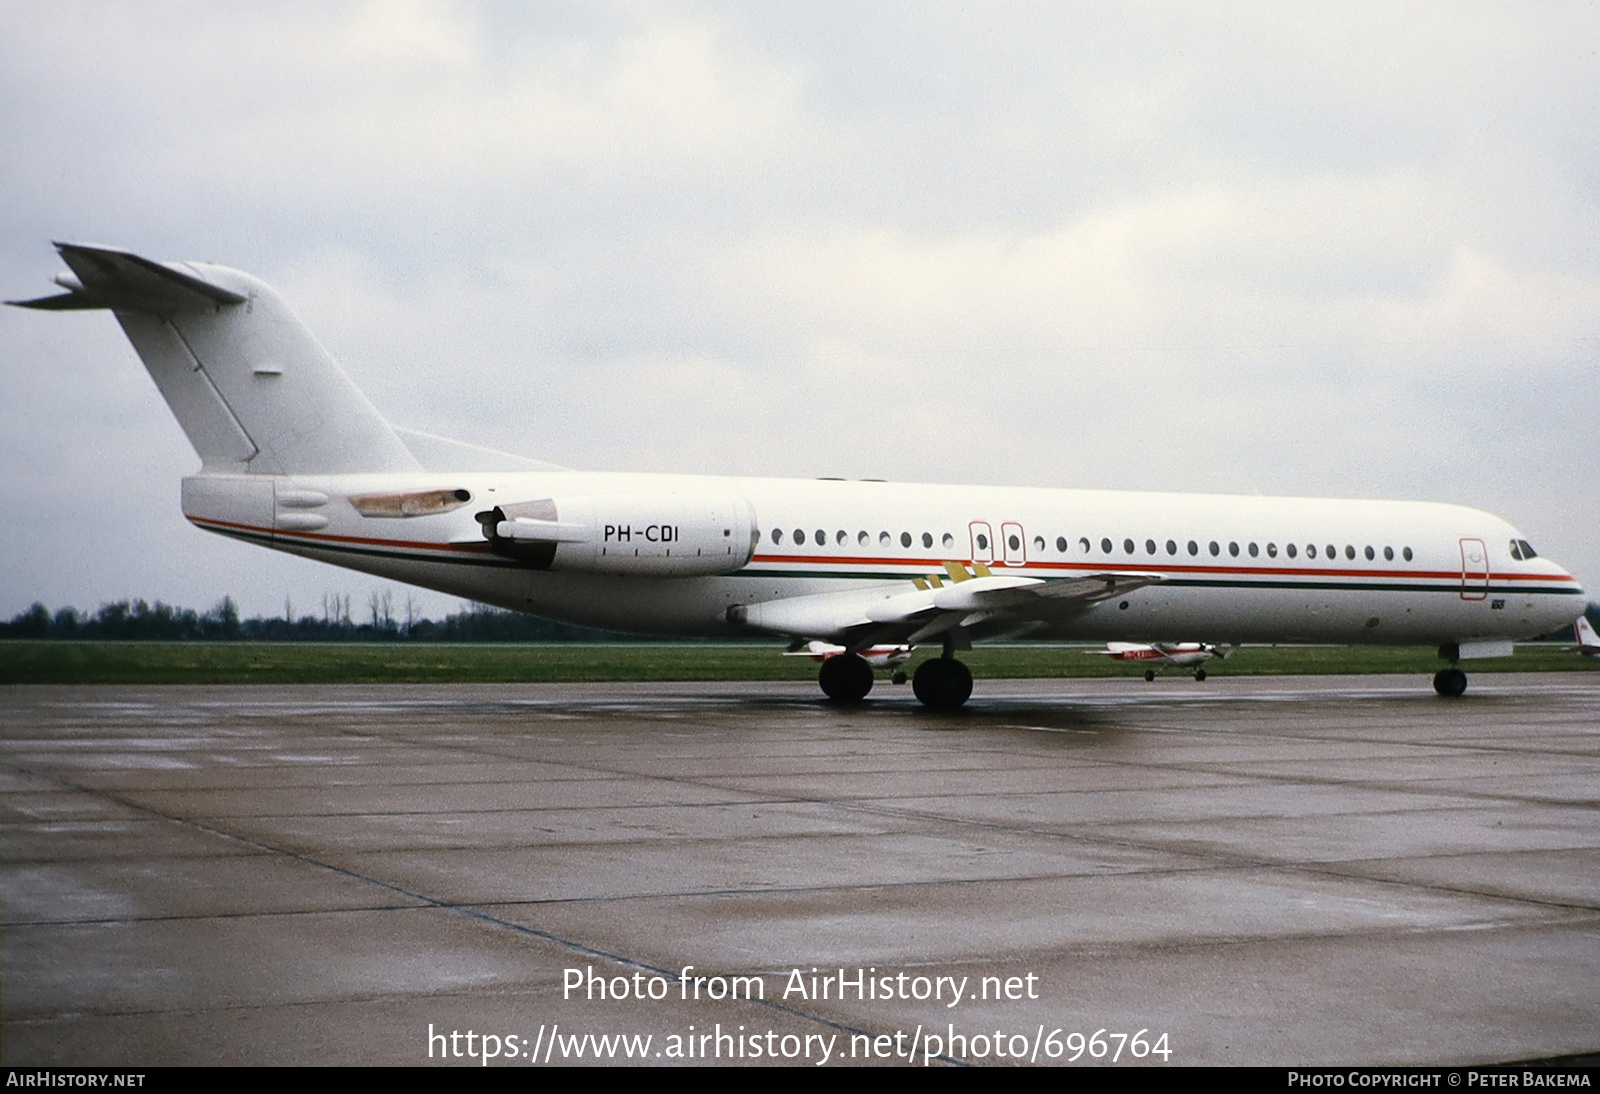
[1459,538,1489,600]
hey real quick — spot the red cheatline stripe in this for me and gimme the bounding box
[189,516,493,555]
[748,553,1579,584]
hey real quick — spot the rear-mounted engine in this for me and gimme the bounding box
[476,493,757,576]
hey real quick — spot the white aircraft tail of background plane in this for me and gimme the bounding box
[1574,615,1600,657]
[11,243,1589,706]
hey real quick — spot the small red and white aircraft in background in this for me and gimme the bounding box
[1092,641,1230,681]
[786,641,916,683]
[1572,615,1600,658]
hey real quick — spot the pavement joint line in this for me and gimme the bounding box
[0,758,958,1060]
[38,707,1596,916]
[8,749,1594,910]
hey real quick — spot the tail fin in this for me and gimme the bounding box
[9,242,419,475]
[1576,614,1600,657]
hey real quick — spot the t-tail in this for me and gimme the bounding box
[8,242,419,475]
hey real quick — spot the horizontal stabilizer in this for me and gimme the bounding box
[7,242,246,315]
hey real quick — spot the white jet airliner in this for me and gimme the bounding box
[11,243,1588,707]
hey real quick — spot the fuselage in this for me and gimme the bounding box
[182,469,1584,647]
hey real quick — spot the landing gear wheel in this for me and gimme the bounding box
[1144,669,1156,682]
[891,670,907,685]
[1194,668,1207,681]
[1433,668,1468,697]
[913,658,973,710]
[819,654,874,703]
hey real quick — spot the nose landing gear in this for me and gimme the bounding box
[1433,642,1469,697]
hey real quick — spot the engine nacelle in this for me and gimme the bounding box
[478,493,757,576]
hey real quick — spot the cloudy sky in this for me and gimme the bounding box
[2,1,1597,623]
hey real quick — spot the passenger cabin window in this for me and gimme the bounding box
[1228,542,1240,557]
[1056,536,1068,552]
[1034,535,1046,552]
[815,529,825,546]
[901,532,913,548]
[922,532,934,549]
[1364,545,1375,560]
[1384,546,1393,561]
[1344,545,1355,560]
[942,532,955,548]
[1266,542,1277,558]
[1209,541,1220,556]
[976,533,989,550]
[1403,547,1413,561]
[1166,540,1177,555]
[1101,538,1113,554]
[879,531,891,547]
[1188,540,1198,556]
[1081,537,1091,553]
[772,529,784,545]
[1145,539,1156,555]
[1124,538,1136,554]
[1248,542,1259,557]
[1326,544,1336,559]
[1286,543,1297,558]
[858,530,868,546]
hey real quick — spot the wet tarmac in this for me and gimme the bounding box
[3,674,1597,1066]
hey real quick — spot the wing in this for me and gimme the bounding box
[730,566,1163,651]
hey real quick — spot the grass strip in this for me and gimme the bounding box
[2,641,1595,686]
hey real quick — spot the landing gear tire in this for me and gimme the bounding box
[913,658,973,710]
[1194,668,1207,681]
[891,670,907,685]
[1144,669,1156,682]
[819,654,874,704]
[1433,668,1468,697]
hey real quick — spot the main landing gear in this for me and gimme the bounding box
[817,636,974,710]
[818,652,874,704]
[1143,668,1206,682]
[912,656,973,710]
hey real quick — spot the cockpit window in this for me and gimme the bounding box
[1515,539,1538,559]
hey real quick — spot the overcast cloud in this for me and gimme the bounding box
[2,1,1596,621]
